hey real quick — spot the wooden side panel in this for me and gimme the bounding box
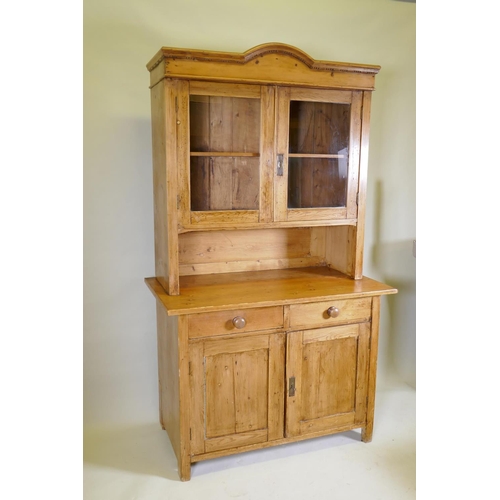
[354,91,373,279]
[156,302,180,451]
[324,225,357,278]
[156,304,190,479]
[362,296,380,442]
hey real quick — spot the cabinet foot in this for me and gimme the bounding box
[361,425,373,443]
[178,457,191,482]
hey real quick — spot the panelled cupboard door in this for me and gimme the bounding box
[285,324,369,437]
[181,81,275,228]
[275,87,363,223]
[189,333,285,456]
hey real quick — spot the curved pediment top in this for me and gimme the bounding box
[147,43,380,75]
[243,43,379,74]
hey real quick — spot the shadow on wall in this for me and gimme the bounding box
[371,181,416,389]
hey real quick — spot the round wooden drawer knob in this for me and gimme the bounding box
[327,306,340,318]
[232,316,246,329]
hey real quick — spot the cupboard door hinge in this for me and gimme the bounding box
[356,192,359,206]
[175,96,178,113]
[288,376,296,397]
[190,428,192,440]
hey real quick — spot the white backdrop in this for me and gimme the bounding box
[83,0,416,430]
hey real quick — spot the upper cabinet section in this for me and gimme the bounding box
[147,44,380,293]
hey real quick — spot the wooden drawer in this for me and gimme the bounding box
[289,298,371,330]
[188,306,284,339]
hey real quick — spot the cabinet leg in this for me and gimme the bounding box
[178,455,191,482]
[361,423,373,443]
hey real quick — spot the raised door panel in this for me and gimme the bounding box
[189,333,285,456]
[180,81,275,229]
[285,324,369,437]
[275,87,362,223]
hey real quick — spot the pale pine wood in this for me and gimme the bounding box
[150,80,179,295]
[191,420,364,462]
[179,257,324,276]
[260,85,275,223]
[146,44,395,480]
[285,330,303,437]
[288,88,353,103]
[177,80,190,227]
[288,297,372,329]
[190,152,259,157]
[346,91,363,219]
[145,268,396,316]
[178,227,321,276]
[268,332,285,441]
[179,219,357,232]
[189,81,261,98]
[177,315,191,481]
[146,44,379,90]
[190,210,259,225]
[286,207,348,221]
[353,91,372,279]
[189,341,205,456]
[155,304,191,480]
[362,296,381,443]
[187,305,283,338]
[287,323,369,437]
[274,87,290,222]
[191,332,284,455]
[205,429,268,453]
[324,225,357,278]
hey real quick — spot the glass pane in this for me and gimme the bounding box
[289,101,350,154]
[190,96,260,153]
[190,157,260,211]
[288,157,347,209]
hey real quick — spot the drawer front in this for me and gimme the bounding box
[289,298,371,329]
[188,306,284,339]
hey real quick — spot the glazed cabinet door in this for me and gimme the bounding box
[275,87,363,223]
[179,81,275,229]
[189,333,285,456]
[285,324,369,437]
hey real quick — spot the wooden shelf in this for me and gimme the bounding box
[288,153,346,158]
[145,267,397,316]
[190,152,260,157]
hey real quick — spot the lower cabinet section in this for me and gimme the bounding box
[188,322,372,460]
[154,295,384,481]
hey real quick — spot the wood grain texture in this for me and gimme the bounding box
[353,91,372,279]
[147,44,379,90]
[287,323,370,438]
[178,227,320,275]
[362,296,381,443]
[150,80,179,295]
[188,306,283,338]
[289,297,371,329]
[145,267,396,316]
